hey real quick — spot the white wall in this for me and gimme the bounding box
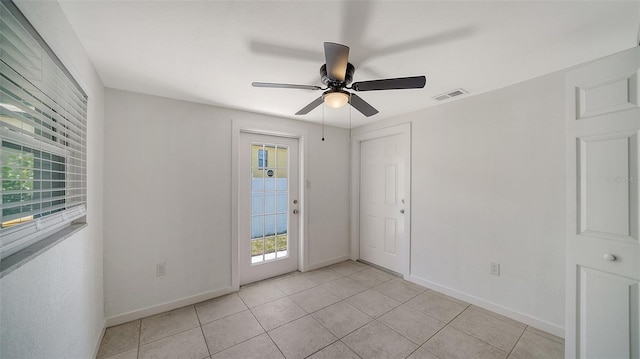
[104,89,350,321]
[355,71,566,335]
[306,127,352,266]
[0,1,105,358]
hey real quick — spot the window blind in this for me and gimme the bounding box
[1,0,87,258]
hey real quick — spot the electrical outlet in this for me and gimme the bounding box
[490,262,500,276]
[156,262,167,277]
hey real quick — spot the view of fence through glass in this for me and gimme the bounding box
[250,143,288,264]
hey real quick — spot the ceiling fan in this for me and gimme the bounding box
[252,42,426,117]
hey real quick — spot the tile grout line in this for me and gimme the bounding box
[266,270,527,359]
[97,263,365,358]
[375,308,435,346]
[206,311,276,358]
[130,305,207,358]
[449,305,528,355]
[244,298,287,359]
[349,286,403,319]
[359,282,433,357]
[136,318,142,359]
[399,294,531,357]
[240,270,302,289]
[320,280,369,299]
[370,279,427,303]
[283,272,373,359]
[235,288,252,308]
[310,310,368,359]
[295,274,401,336]
[300,335,341,358]
[507,325,528,358]
[264,330,287,359]
[203,307,274,357]
[324,339,366,359]
[450,304,526,355]
[372,319,424,352]
[404,344,439,359]
[303,265,345,279]
[258,311,288,359]
[466,304,528,330]
[445,305,516,355]
[447,324,517,356]
[196,307,248,327]
[238,290,286,309]
[193,304,213,358]
[308,280,426,359]
[525,327,565,345]
[409,302,472,359]
[136,323,202,347]
[310,297,373,338]
[104,261,558,359]
[279,272,368,306]
[404,298,459,325]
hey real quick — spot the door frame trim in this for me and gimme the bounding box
[350,122,411,277]
[231,119,309,289]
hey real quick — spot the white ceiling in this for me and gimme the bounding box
[59,1,639,128]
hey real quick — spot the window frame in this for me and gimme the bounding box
[1,0,88,260]
[2,128,69,224]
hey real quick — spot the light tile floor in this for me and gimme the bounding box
[96,260,564,359]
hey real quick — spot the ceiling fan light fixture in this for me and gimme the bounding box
[252,42,425,117]
[323,90,349,109]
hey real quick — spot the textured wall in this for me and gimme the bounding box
[355,70,566,334]
[0,1,105,358]
[103,89,351,319]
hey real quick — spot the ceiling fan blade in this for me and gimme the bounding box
[252,82,322,90]
[351,76,426,92]
[349,93,378,117]
[295,97,324,115]
[324,42,349,82]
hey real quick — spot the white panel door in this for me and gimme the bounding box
[566,46,640,359]
[239,132,299,285]
[359,133,407,273]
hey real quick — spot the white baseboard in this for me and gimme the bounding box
[302,254,351,272]
[105,286,236,327]
[406,274,565,338]
[92,319,107,358]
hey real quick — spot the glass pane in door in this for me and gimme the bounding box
[250,143,288,264]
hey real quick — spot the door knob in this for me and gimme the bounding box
[400,209,405,214]
[603,253,617,262]
[293,209,299,214]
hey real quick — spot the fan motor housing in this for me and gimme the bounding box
[320,63,354,87]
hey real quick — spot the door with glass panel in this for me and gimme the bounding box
[239,132,299,285]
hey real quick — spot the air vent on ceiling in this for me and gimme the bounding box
[433,88,468,101]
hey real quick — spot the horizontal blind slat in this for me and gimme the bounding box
[0,8,42,56]
[2,65,87,135]
[2,203,68,223]
[1,0,87,255]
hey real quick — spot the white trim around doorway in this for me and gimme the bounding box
[350,122,412,278]
[231,119,310,290]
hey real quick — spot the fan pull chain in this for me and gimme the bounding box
[349,93,352,138]
[321,103,325,141]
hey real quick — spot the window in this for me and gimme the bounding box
[1,0,87,259]
[258,148,268,168]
